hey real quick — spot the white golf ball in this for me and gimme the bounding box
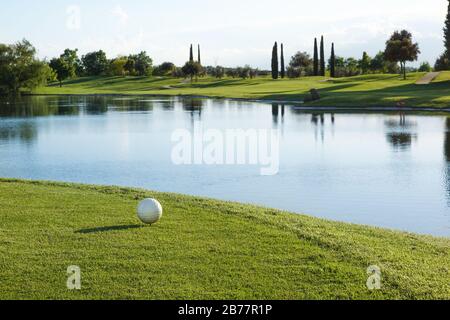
[137,198,163,225]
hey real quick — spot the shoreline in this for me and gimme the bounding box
[1,177,448,240]
[21,92,450,113]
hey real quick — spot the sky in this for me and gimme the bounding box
[0,0,448,68]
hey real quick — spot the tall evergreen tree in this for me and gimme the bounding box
[198,44,201,64]
[271,42,279,79]
[189,44,194,62]
[313,38,319,76]
[320,36,325,76]
[330,43,336,78]
[445,0,450,57]
[280,43,285,78]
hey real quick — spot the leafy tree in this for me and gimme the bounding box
[249,68,259,79]
[153,62,176,76]
[198,45,201,65]
[344,57,359,76]
[49,57,71,86]
[236,66,249,79]
[320,36,325,76]
[360,52,371,74]
[313,38,319,76]
[171,67,184,78]
[384,30,420,79]
[271,42,279,79]
[60,49,82,76]
[287,52,313,78]
[226,68,238,78]
[435,53,450,71]
[49,48,81,84]
[128,51,153,76]
[329,43,336,77]
[182,61,202,81]
[211,66,225,78]
[109,57,128,76]
[0,39,51,95]
[124,58,136,75]
[329,56,346,77]
[369,51,398,74]
[328,56,361,77]
[280,43,285,78]
[82,50,109,76]
[418,62,432,72]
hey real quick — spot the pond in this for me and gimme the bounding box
[0,95,449,237]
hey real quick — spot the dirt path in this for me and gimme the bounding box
[416,72,441,85]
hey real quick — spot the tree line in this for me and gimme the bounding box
[1,1,449,95]
[268,0,450,81]
[49,49,154,86]
[271,30,421,80]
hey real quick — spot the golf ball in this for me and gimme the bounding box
[137,198,163,225]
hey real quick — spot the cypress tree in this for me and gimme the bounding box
[189,44,194,62]
[280,43,285,78]
[445,0,450,57]
[198,44,201,64]
[271,42,279,80]
[330,43,336,78]
[320,36,325,76]
[313,38,319,76]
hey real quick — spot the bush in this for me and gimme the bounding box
[153,62,175,76]
[434,53,450,71]
[209,66,225,78]
[418,62,432,72]
[171,67,184,78]
[287,52,313,78]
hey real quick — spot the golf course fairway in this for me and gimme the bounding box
[34,72,450,109]
[0,179,449,300]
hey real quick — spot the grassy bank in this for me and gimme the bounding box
[33,72,450,108]
[0,179,449,300]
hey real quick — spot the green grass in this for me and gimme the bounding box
[33,72,450,108]
[0,179,449,300]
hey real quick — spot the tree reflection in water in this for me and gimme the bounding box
[444,118,450,205]
[385,113,417,151]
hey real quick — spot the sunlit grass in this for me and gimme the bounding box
[1,179,449,300]
[33,72,450,108]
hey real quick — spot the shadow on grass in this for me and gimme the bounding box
[76,224,144,234]
[48,76,102,87]
[259,80,450,104]
[188,79,253,89]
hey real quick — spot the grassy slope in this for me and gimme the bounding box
[34,72,450,108]
[0,179,449,300]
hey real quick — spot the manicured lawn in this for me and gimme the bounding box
[33,72,450,108]
[0,179,449,300]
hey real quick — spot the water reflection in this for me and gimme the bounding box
[0,122,37,145]
[384,113,417,151]
[445,118,450,162]
[272,104,279,126]
[386,132,415,150]
[444,118,450,206]
[0,96,449,236]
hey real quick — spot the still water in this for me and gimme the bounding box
[0,96,449,237]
